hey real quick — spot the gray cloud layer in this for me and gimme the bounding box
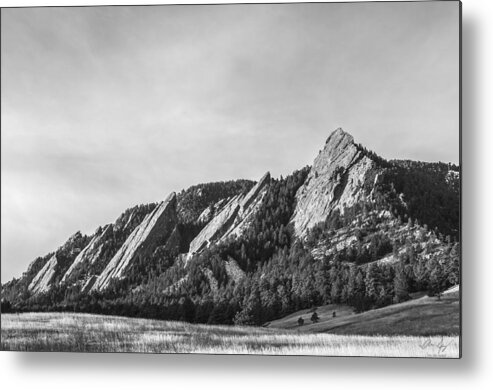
[1,2,459,282]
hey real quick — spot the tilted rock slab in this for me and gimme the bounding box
[188,194,242,256]
[61,224,113,284]
[28,231,87,294]
[28,254,58,294]
[187,172,271,261]
[291,128,378,238]
[91,192,178,291]
[222,172,271,240]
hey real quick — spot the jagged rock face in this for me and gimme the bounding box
[28,254,57,294]
[223,172,271,239]
[187,172,271,260]
[91,193,178,291]
[27,231,89,295]
[188,194,242,255]
[291,128,378,238]
[25,254,51,280]
[61,224,113,284]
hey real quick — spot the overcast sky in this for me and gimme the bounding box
[1,2,459,283]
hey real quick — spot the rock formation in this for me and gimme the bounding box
[197,198,228,225]
[91,192,178,291]
[291,128,378,237]
[61,224,113,284]
[187,172,271,260]
[27,231,88,294]
[28,254,58,294]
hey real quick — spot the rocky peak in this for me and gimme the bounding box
[325,127,353,145]
[241,172,270,211]
[313,128,359,177]
[291,128,379,237]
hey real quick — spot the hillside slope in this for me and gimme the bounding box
[267,288,459,336]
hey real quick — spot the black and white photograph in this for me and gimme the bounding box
[1,1,461,358]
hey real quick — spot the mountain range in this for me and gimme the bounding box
[1,128,460,329]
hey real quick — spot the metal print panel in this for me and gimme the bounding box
[0,1,461,358]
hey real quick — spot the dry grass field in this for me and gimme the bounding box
[1,312,459,357]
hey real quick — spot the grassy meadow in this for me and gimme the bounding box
[1,312,459,357]
[266,290,460,336]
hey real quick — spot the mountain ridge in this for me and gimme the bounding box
[1,128,460,332]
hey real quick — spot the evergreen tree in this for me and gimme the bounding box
[393,261,410,303]
[234,284,263,325]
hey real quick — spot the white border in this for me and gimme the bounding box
[2,0,492,389]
